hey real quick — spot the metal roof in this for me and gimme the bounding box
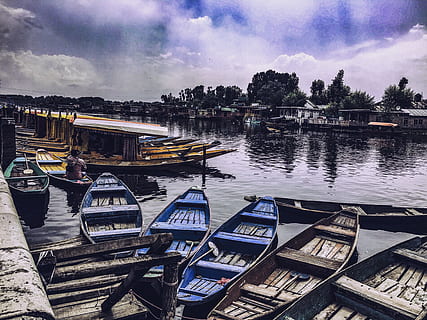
[72,116,168,137]
[401,109,427,117]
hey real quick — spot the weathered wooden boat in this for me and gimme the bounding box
[36,149,93,189]
[138,136,179,145]
[177,196,279,308]
[82,148,236,172]
[244,195,427,234]
[80,172,143,245]
[4,157,49,197]
[136,186,210,277]
[277,235,427,320]
[209,210,359,320]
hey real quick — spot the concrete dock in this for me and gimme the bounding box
[0,169,55,320]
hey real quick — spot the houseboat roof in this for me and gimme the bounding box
[72,116,168,137]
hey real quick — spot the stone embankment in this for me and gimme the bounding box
[0,170,54,320]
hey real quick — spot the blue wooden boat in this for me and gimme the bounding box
[177,196,279,307]
[277,236,427,320]
[136,186,210,277]
[79,172,143,244]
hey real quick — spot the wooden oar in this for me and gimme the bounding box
[189,242,219,266]
[23,153,34,175]
[273,271,310,298]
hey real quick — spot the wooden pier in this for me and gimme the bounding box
[31,233,182,320]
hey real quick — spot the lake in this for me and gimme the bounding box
[22,118,427,261]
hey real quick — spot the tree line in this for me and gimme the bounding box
[162,69,423,116]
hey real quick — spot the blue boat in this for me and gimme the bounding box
[177,196,279,307]
[136,186,210,276]
[79,172,143,244]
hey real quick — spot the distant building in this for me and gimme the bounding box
[277,100,327,125]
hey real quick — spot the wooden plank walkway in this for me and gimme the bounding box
[31,233,181,320]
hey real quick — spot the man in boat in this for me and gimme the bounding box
[66,149,87,180]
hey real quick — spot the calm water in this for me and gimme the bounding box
[22,119,427,261]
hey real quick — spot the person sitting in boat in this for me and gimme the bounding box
[66,149,87,180]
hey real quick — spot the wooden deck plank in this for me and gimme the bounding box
[314,224,356,238]
[312,303,340,320]
[334,276,422,319]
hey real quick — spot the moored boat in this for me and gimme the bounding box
[79,172,143,245]
[177,196,279,310]
[244,195,427,234]
[209,210,359,320]
[4,157,50,215]
[276,236,427,320]
[36,149,93,189]
[136,186,210,278]
[82,148,236,172]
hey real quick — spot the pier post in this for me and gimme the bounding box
[0,170,55,319]
[0,117,16,169]
[160,262,179,320]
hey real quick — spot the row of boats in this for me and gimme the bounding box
[4,149,427,319]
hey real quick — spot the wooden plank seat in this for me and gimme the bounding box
[180,278,223,296]
[48,170,66,175]
[90,185,127,193]
[334,276,422,320]
[89,227,141,239]
[175,198,208,207]
[276,248,342,277]
[214,231,271,245]
[37,159,64,164]
[196,260,246,274]
[314,224,356,238]
[150,221,208,232]
[240,283,299,303]
[393,248,427,267]
[82,204,140,215]
[240,211,278,222]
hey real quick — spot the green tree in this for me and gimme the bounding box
[247,70,300,106]
[382,77,414,111]
[310,79,328,105]
[327,70,350,105]
[282,89,307,107]
[224,86,242,105]
[341,90,375,110]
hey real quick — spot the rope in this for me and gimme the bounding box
[163,279,179,287]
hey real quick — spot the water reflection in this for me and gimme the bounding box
[15,190,49,229]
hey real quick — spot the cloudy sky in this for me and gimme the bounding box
[0,0,426,101]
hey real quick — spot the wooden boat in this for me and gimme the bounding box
[177,196,279,307]
[136,186,210,276]
[208,210,359,320]
[36,149,93,189]
[79,172,143,244]
[244,195,427,234]
[277,236,427,320]
[140,141,221,156]
[83,149,236,172]
[4,157,49,197]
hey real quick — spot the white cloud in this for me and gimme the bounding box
[0,50,100,97]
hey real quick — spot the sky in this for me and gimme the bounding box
[0,0,426,102]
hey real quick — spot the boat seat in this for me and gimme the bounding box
[240,211,277,222]
[334,276,422,319]
[90,185,127,192]
[175,199,208,207]
[314,224,356,238]
[150,222,208,232]
[393,248,427,267]
[82,204,140,215]
[89,227,141,239]
[276,247,342,277]
[196,260,246,274]
[214,231,271,245]
[37,159,63,164]
[48,170,66,175]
